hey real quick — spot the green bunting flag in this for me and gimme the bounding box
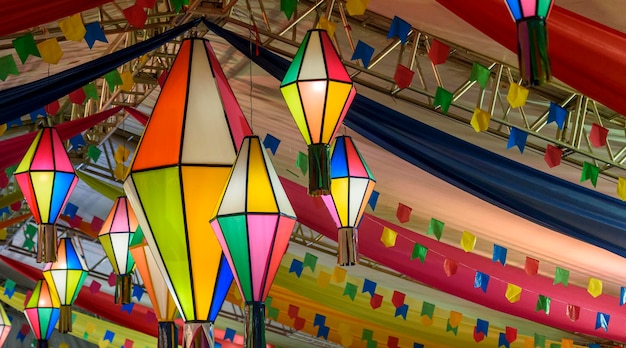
[265,297,280,320]
[470,62,490,89]
[104,70,123,92]
[421,302,435,319]
[23,238,35,251]
[12,33,41,63]
[303,252,318,272]
[83,82,99,100]
[5,165,18,178]
[446,321,458,335]
[24,224,38,239]
[536,295,550,314]
[434,87,453,114]
[411,243,428,263]
[343,282,358,301]
[581,162,600,187]
[554,267,569,286]
[0,55,19,81]
[361,328,373,341]
[170,0,190,12]
[280,0,298,19]
[87,145,103,162]
[534,334,546,348]
[296,151,308,175]
[427,218,444,240]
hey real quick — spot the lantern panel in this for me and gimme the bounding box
[14,173,41,222]
[205,41,252,150]
[280,83,311,144]
[262,215,297,299]
[248,214,278,300]
[24,309,41,338]
[322,81,353,142]
[345,140,369,177]
[39,308,59,340]
[296,33,327,81]
[217,163,249,217]
[348,178,374,225]
[130,168,194,317]
[320,31,351,81]
[131,45,190,171]
[247,144,279,213]
[181,166,227,316]
[321,194,341,227]
[537,0,552,17]
[30,130,55,170]
[505,0,523,20]
[214,214,252,300]
[210,257,233,321]
[330,177,349,224]
[15,131,43,173]
[30,171,54,223]
[282,34,309,86]
[298,80,326,143]
[520,0,536,18]
[50,172,78,223]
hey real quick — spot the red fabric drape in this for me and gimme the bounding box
[435,0,626,117]
[0,0,113,36]
[279,178,626,342]
[123,106,149,125]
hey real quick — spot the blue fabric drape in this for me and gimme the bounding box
[0,18,200,124]
[203,19,626,258]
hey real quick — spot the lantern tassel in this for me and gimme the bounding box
[36,339,49,348]
[158,321,179,348]
[37,224,57,263]
[183,321,214,348]
[516,17,551,86]
[115,274,133,305]
[58,305,73,333]
[338,227,359,266]
[308,143,331,196]
[244,302,266,348]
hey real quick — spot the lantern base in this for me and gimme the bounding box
[516,17,551,86]
[115,274,133,305]
[37,224,57,263]
[183,321,214,348]
[244,302,266,348]
[338,227,359,266]
[158,321,179,348]
[308,144,331,197]
[59,305,73,333]
[37,339,49,348]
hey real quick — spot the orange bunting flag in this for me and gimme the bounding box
[380,227,397,248]
[505,283,522,303]
[561,338,573,348]
[37,38,63,64]
[0,124,6,137]
[471,108,491,132]
[617,177,626,201]
[507,83,529,108]
[460,231,476,252]
[59,14,86,42]
[119,71,135,92]
[523,338,533,348]
[587,278,603,298]
[317,17,337,39]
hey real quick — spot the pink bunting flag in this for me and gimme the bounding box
[145,310,157,324]
[123,339,134,348]
[107,272,117,287]
[89,280,101,294]
[524,257,539,275]
[590,123,609,148]
[90,216,104,232]
[396,203,412,223]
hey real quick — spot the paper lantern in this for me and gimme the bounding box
[280,29,356,196]
[42,237,89,333]
[504,0,554,86]
[98,196,137,305]
[24,279,60,348]
[125,37,248,347]
[211,136,297,348]
[0,301,11,346]
[129,227,180,348]
[322,136,376,265]
[14,127,78,263]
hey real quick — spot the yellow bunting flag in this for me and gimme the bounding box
[114,163,128,180]
[338,323,353,347]
[524,338,533,348]
[0,124,6,137]
[617,177,626,201]
[317,17,337,39]
[59,343,69,348]
[421,315,434,327]
[0,229,6,240]
[37,38,63,64]
[505,283,522,303]
[331,266,347,283]
[448,311,462,327]
[317,271,331,288]
[346,0,370,16]
[59,14,86,42]
[460,231,476,252]
[561,339,573,348]
[381,226,398,248]
[119,71,135,92]
[98,340,109,348]
[114,145,131,163]
[587,277,602,298]
[507,83,529,108]
[85,321,97,334]
[470,108,491,132]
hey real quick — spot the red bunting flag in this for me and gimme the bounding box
[428,39,450,65]
[394,64,414,89]
[566,304,580,322]
[590,123,609,148]
[370,294,383,309]
[391,291,405,308]
[123,4,147,28]
[288,304,299,319]
[69,88,87,105]
[293,317,305,330]
[505,326,517,343]
[524,257,539,275]
[396,202,412,223]
[443,258,458,276]
[544,144,563,168]
[45,100,61,116]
